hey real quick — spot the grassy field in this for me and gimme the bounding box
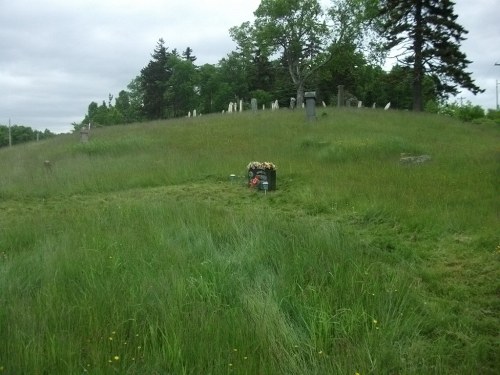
[0,108,498,374]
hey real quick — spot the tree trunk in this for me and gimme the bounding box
[296,82,305,108]
[412,0,424,111]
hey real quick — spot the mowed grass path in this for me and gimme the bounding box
[0,108,498,374]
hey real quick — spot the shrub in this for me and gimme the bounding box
[455,102,485,122]
[486,109,500,125]
[437,101,485,122]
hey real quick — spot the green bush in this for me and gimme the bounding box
[486,109,500,125]
[437,101,485,122]
[455,102,485,122]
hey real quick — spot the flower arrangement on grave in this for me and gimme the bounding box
[246,161,277,171]
[247,161,277,190]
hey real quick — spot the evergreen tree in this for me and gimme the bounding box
[182,47,197,62]
[140,38,172,119]
[249,49,275,93]
[378,0,483,111]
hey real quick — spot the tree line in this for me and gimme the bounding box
[74,0,484,131]
[0,125,55,148]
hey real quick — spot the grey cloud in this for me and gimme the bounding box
[1,0,497,133]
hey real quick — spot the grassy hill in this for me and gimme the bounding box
[0,108,498,374]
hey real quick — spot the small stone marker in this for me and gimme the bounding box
[358,101,363,108]
[399,153,432,165]
[188,111,191,117]
[239,100,243,112]
[193,109,197,117]
[290,97,296,109]
[228,102,233,113]
[251,98,257,112]
[384,102,391,110]
[80,128,89,143]
[372,103,376,109]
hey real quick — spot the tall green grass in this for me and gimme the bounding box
[0,108,498,374]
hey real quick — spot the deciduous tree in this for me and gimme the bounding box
[238,0,330,107]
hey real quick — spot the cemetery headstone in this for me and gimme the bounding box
[80,128,89,143]
[251,98,258,112]
[305,91,317,121]
[346,98,357,107]
[247,162,277,191]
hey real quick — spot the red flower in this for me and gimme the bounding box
[250,176,260,187]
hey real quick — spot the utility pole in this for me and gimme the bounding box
[8,118,12,147]
[497,80,499,110]
[495,63,500,110]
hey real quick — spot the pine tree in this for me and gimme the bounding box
[140,38,172,119]
[182,47,197,62]
[378,0,483,111]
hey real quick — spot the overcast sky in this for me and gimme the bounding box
[1,0,499,134]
